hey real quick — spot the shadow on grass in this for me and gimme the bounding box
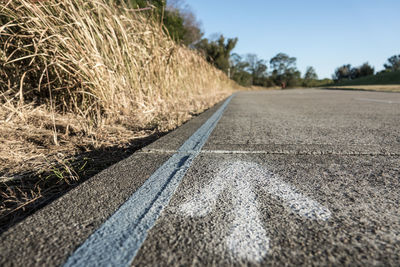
[0,131,169,235]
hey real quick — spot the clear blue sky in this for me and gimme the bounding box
[185,0,400,79]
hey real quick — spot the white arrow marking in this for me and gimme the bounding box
[226,169,269,262]
[246,163,331,221]
[64,96,234,267]
[179,161,331,262]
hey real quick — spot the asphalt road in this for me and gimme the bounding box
[1,89,400,266]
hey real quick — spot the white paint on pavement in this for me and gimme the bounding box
[179,161,331,262]
[265,176,331,221]
[245,164,331,221]
[64,95,234,267]
[179,169,226,217]
[226,171,269,262]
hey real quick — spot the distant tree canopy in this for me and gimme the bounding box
[270,53,296,75]
[174,6,203,45]
[333,64,352,81]
[333,62,374,82]
[304,66,318,80]
[245,54,268,86]
[115,0,202,45]
[302,66,318,87]
[115,1,329,88]
[352,63,375,79]
[195,35,238,74]
[165,1,203,45]
[230,54,253,86]
[230,52,315,88]
[269,53,301,87]
[162,9,186,42]
[331,54,400,83]
[228,53,271,87]
[228,52,325,88]
[384,55,400,72]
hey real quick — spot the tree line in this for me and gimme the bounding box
[118,0,326,88]
[333,55,400,82]
[117,1,399,88]
[194,36,324,88]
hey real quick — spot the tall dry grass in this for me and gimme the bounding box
[0,0,236,227]
[1,0,235,132]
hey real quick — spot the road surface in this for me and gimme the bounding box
[1,89,399,266]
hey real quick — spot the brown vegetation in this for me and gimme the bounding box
[0,0,237,229]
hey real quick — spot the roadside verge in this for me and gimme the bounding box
[0,95,231,267]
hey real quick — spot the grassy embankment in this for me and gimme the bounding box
[0,0,238,229]
[325,71,400,92]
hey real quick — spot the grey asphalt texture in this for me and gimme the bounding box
[1,89,400,266]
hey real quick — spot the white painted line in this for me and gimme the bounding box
[264,177,331,221]
[226,169,269,262]
[179,161,331,263]
[355,98,400,104]
[180,161,269,262]
[64,95,234,267]
[179,167,226,217]
[247,161,331,220]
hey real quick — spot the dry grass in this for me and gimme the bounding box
[250,85,281,91]
[0,0,238,229]
[325,85,400,92]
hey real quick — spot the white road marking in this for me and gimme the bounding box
[63,95,234,267]
[265,176,331,221]
[179,161,331,262]
[243,164,331,221]
[226,170,269,262]
[355,98,400,104]
[179,167,226,217]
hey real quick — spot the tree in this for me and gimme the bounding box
[351,62,374,79]
[304,66,318,80]
[384,55,400,72]
[195,35,238,74]
[333,63,374,82]
[166,0,203,45]
[115,0,202,45]
[270,53,296,75]
[162,9,186,42]
[303,66,318,87]
[180,10,203,45]
[230,54,253,86]
[269,53,300,87]
[245,54,268,86]
[359,62,375,77]
[332,64,352,81]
